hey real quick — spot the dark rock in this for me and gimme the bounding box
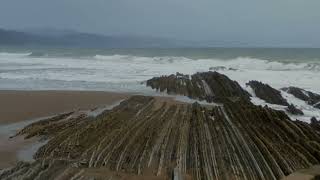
[209,66,237,71]
[247,80,289,106]
[209,66,227,71]
[281,87,310,101]
[228,67,238,71]
[286,104,304,115]
[146,71,251,103]
[310,117,320,133]
[311,117,318,123]
[282,87,320,109]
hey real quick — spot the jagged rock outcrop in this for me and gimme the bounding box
[246,82,309,115]
[246,81,289,106]
[146,71,251,103]
[286,104,304,115]
[282,87,320,109]
[2,95,320,180]
[311,117,320,133]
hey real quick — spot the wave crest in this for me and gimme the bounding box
[0,52,32,57]
[93,54,320,71]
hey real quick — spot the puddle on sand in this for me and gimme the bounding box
[0,115,55,138]
[0,116,54,168]
[16,139,49,162]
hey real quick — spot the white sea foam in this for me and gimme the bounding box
[245,86,320,123]
[0,52,32,57]
[0,53,319,94]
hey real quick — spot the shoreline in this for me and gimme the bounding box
[0,90,130,125]
[0,90,130,169]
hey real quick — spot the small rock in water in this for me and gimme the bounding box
[311,117,318,123]
[286,104,304,115]
[209,66,227,71]
[282,87,320,109]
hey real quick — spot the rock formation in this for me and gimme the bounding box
[2,72,320,180]
[311,117,320,133]
[246,81,289,106]
[286,104,304,115]
[282,87,320,109]
[246,81,307,115]
[146,71,251,103]
[2,95,320,180]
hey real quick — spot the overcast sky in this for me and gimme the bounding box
[1,0,320,47]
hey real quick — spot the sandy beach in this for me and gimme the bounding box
[0,90,130,125]
[0,90,130,169]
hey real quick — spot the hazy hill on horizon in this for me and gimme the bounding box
[0,28,186,48]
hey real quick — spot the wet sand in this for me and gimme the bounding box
[0,90,130,125]
[0,135,39,169]
[0,90,130,169]
[282,165,320,180]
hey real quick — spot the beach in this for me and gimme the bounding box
[0,90,129,125]
[0,90,129,169]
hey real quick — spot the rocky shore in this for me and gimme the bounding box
[246,81,289,106]
[1,71,320,180]
[282,87,320,110]
[146,71,251,103]
[246,81,305,115]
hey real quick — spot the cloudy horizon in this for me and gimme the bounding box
[1,0,320,47]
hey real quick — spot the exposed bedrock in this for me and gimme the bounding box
[146,72,307,116]
[282,87,320,109]
[209,66,238,71]
[146,71,251,103]
[286,104,304,115]
[311,117,320,132]
[3,96,320,180]
[246,81,289,106]
[13,112,76,139]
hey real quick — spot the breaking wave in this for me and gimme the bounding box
[93,54,320,71]
[28,52,48,57]
[0,52,319,94]
[0,52,32,57]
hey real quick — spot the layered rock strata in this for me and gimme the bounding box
[2,72,320,180]
[2,95,320,180]
[146,71,251,103]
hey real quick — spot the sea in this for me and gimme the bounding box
[0,46,320,121]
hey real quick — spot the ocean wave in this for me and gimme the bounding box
[205,56,320,71]
[1,53,320,94]
[2,52,318,72]
[93,54,320,71]
[94,54,131,60]
[28,52,48,57]
[0,52,32,57]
